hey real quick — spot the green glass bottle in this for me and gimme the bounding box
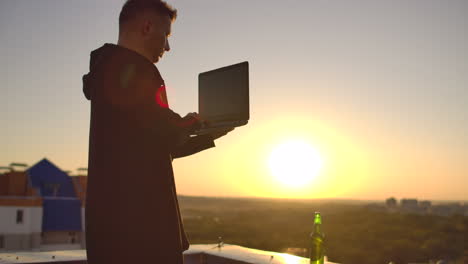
[309,212,325,264]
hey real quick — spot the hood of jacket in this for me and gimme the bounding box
[82,43,116,100]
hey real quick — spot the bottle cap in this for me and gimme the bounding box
[314,212,322,224]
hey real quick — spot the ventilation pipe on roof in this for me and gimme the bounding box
[9,163,28,171]
[77,168,88,176]
[0,166,12,173]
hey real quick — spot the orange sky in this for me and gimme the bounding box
[1,0,467,200]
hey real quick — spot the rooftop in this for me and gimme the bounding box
[0,244,338,264]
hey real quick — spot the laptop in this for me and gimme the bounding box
[193,61,249,135]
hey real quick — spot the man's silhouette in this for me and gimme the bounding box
[82,1,231,263]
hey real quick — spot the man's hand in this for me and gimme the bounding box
[209,127,234,140]
[184,112,208,128]
[185,112,201,121]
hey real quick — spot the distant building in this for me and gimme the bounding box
[386,197,397,207]
[419,200,431,208]
[0,169,42,251]
[386,197,398,212]
[401,198,419,213]
[431,203,464,217]
[419,200,431,214]
[381,197,466,217]
[0,158,86,252]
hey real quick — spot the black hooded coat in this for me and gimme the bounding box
[82,43,215,264]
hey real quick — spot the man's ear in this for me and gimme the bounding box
[141,19,152,36]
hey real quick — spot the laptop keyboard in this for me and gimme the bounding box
[193,120,247,135]
[207,120,244,128]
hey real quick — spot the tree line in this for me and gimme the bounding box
[180,197,467,264]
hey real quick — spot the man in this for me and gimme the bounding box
[82,1,232,263]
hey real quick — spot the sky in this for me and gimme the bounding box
[1,0,467,201]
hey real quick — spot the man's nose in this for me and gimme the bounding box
[165,40,170,52]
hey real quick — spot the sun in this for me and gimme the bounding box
[268,139,323,187]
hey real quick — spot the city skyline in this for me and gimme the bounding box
[1,0,467,200]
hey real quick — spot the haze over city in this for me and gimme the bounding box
[1,0,467,201]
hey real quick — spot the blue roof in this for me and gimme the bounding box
[27,158,77,198]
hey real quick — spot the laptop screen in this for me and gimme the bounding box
[198,61,249,122]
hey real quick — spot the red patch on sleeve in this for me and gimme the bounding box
[155,85,169,108]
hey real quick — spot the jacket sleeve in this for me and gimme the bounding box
[171,134,216,159]
[120,63,200,151]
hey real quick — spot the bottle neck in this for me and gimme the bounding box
[314,223,321,233]
[314,213,322,225]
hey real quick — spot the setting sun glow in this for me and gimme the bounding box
[268,139,324,188]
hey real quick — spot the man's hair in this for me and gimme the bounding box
[119,0,177,28]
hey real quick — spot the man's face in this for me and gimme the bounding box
[146,12,172,63]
